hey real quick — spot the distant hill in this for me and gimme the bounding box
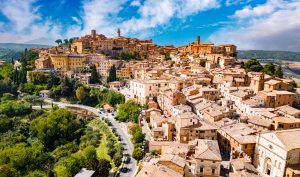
[238,50,300,61]
[0,43,52,63]
[0,43,52,51]
[0,48,23,63]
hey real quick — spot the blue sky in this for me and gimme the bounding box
[0,0,300,51]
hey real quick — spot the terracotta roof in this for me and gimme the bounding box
[274,129,300,151]
[192,139,221,161]
[159,154,186,168]
[136,164,183,177]
[221,123,257,144]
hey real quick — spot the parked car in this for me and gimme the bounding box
[121,167,128,173]
[125,157,131,164]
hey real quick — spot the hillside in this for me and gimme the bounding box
[0,48,23,62]
[237,50,300,61]
[0,43,52,62]
[0,43,52,51]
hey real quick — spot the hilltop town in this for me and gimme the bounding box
[2,29,300,177]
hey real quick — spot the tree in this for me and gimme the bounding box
[107,65,117,83]
[22,95,43,105]
[113,151,122,167]
[249,64,263,72]
[0,143,50,174]
[200,59,207,67]
[94,159,111,177]
[29,72,48,84]
[116,99,140,123]
[132,147,143,161]
[1,93,15,101]
[89,65,100,84]
[60,77,73,97]
[30,108,83,150]
[263,62,275,76]
[133,130,144,144]
[12,68,19,84]
[275,65,283,78]
[244,58,263,72]
[55,39,62,46]
[0,64,13,79]
[47,73,60,89]
[54,156,81,177]
[19,61,27,84]
[76,86,87,103]
[0,165,19,177]
[139,50,146,58]
[82,146,98,170]
[25,170,47,177]
[0,100,32,117]
[64,39,69,44]
[0,79,17,97]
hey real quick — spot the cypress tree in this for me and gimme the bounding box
[19,49,28,83]
[107,65,117,83]
[90,65,100,84]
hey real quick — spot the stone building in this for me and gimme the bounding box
[174,112,217,143]
[187,139,222,177]
[254,129,300,177]
[129,79,169,104]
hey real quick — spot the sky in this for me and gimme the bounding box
[0,0,300,51]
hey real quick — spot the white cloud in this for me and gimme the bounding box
[233,0,286,19]
[1,0,40,32]
[120,0,220,36]
[209,0,300,51]
[130,0,141,7]
[0,0,62,44]
[81,0,127,36]
[0,0,220,44]
[71,16,82,25]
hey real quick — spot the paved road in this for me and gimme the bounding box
[44,99,137,177]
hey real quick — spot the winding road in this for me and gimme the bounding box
[43,99,137,177]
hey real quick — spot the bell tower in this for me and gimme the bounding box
[117,28,121,37]
[196,36,200,44]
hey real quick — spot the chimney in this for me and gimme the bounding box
[196,36,200,44]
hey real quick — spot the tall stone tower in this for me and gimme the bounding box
[196,36,200,44]
[91,29,96,38]
[117,28,121,37]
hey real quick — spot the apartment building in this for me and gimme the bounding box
[174,112,217,143]
[130,79,169,104]
[218,123,257,159]
[258,90,295,108]
[187,139,222,177]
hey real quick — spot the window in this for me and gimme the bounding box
[212,169,215,174]
[200,167,203,173]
